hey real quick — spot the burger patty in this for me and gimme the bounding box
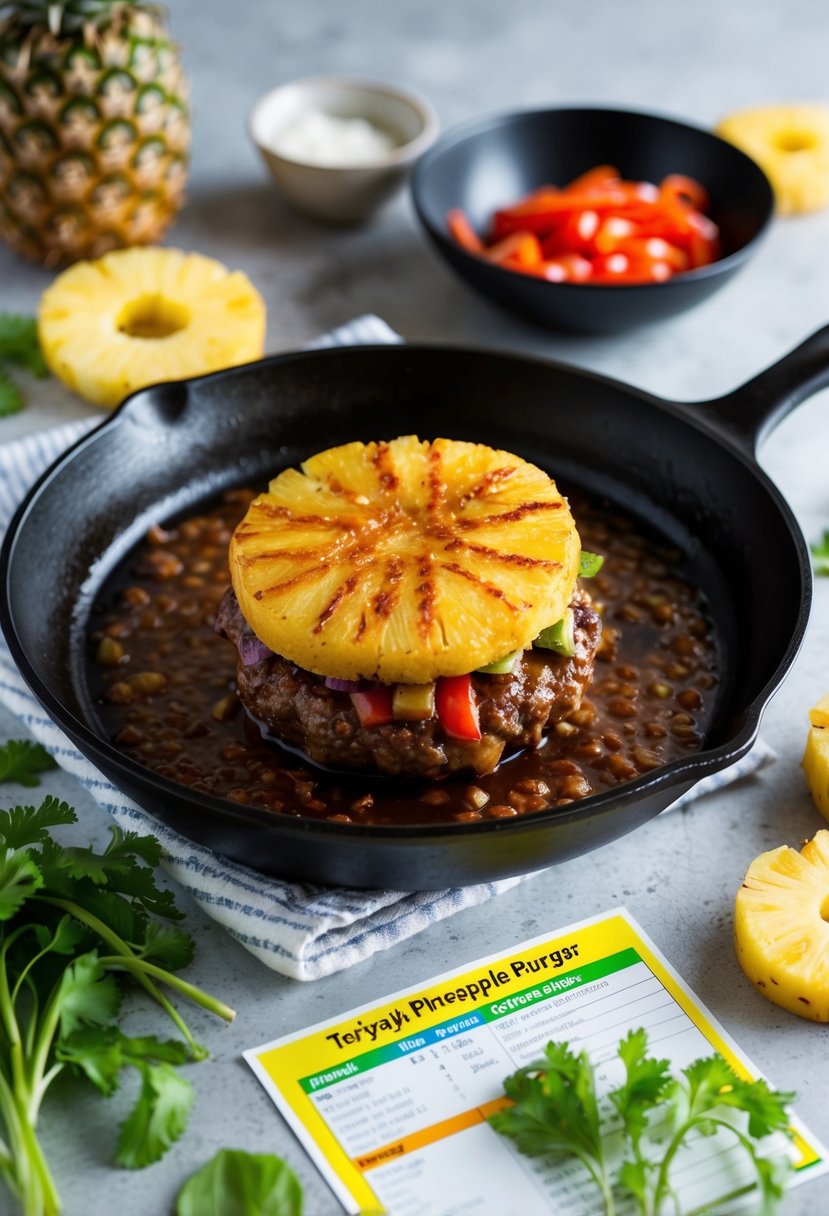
[215,588,601,779]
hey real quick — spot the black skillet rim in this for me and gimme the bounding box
[0,342,811,846]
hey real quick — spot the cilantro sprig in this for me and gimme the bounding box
[0,739,56,787]
[0,313,49,417]
[490,1029,795,1216]
[0,797,235,1214]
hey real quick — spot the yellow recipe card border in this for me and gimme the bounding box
[244,906,827,1214]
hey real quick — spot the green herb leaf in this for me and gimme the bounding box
[0,846,43,920]
[490,1040,603,1164]
[810,530,829,576]
[0,740,57,787]
[0,796,76,848]
[0,795,233,1215]
[609,1028,672,1144]
[175,1149,304,1216]
[492,1030,796,1216]
[115,1061,194,1168]
[139,920,195,972]
[578,550,605,578]
[57,952,121,1036]
[0,366,23,417]
[58,1025,192,1096]
[0,313,48,377]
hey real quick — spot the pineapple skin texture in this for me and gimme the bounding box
[734,831,829,1022]
[803,693,829,818]
[230,436,582,685]
[716,104,829,215]
[0,6,189,268]
[38,246,266,408]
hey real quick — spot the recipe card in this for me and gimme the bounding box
[245,909,827,1215]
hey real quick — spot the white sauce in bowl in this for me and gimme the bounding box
[267,108,397,166]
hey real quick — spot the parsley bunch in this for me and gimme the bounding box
[490,1029,795,1216]
[0,796,235,1216]
[0,314,49,418]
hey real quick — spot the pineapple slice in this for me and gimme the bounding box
[735,831,829,1021]
[716,104,829,214]
[229,436,581,684]
[803,693,829,818]
[38,247,266,408]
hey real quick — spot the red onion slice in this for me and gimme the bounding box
[324,676,365,693]
[238,635,274,666]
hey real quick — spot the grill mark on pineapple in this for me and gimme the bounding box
[371,441,400,492]
[372,556,405,618]
[445,539,562,569]
[460,465,517,503]
[315,573,361,633]
[427,446,446,515]
[457,500,565,529]
[439,561,526,612]
[246,503,354,528]
[253,564,329,599]
[415,553,437,636]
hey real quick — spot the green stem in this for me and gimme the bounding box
[95,955,235,1024]
[651,1118,694,1213]
[0,1066,61,1216]
[36,897,233,1055]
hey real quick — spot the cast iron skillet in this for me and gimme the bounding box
[2,332,827,889]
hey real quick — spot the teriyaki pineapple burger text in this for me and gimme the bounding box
[215,436,602,779]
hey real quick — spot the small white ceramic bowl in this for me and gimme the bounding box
[249,76,439,224]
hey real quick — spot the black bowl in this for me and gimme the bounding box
[411,106,774,334]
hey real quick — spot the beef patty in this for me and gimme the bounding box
[215,588,601,778]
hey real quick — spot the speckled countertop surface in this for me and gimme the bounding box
[2,1,829,1213]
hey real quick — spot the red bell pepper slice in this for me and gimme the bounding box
[446,208,484,254]
[483,230,542,268]
[350,688,394,728]
[435,674,482,741]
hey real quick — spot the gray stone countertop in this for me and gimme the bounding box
[2,0,829,1212]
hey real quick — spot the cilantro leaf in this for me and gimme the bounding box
[139,920,195,972]
[0,797,76,848]
[0,313,48,377]
[710,1073,794,1141]
[176,1149,304,1216]
[810,530,829,576]
[58,1026,191,1096]
[0,366,23,418]
[56,952,121,1037]
[0,740,57,788]
[0,846,43,920]
[609,1028,672,1145]
[115,1061,193,1168]
[490,1040,603,1164]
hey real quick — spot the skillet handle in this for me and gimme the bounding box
[695,323,829,453]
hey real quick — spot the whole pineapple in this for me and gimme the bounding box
[0,0,189,268]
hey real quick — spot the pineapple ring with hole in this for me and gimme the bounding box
[716,103,829,214]
[802,693,829,818]
[735,830,829,1022]
[229,435,582,684]
[38,247,266,409]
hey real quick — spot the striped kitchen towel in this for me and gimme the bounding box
[0,314,773,980]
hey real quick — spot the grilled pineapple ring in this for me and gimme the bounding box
[229,436,581,684]
[716,104,829,214]
[38,247,266,409]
